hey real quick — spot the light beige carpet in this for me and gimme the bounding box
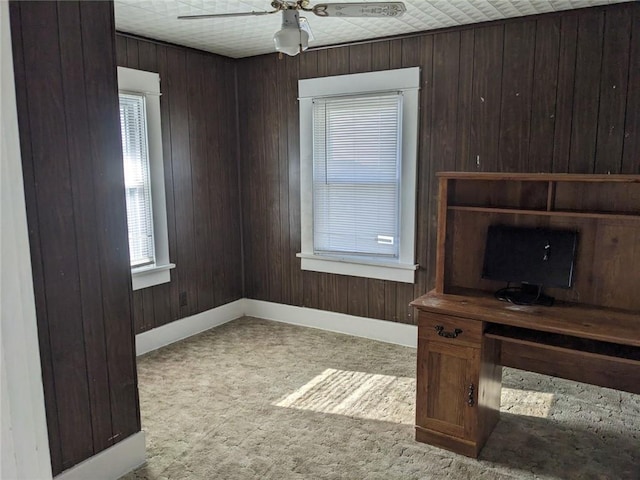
[121,317,640,480]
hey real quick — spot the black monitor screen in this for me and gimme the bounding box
[482,225,578,289]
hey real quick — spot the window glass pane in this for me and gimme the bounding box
[312,93,402,257]
[119,93,155,267]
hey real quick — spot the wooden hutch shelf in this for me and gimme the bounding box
[411,172,640,459]
[447,205,640,221]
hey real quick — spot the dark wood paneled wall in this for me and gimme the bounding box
[10,1,139,474]
[8,2,639,474]
[237,3,640,325]
[115,35,243,334]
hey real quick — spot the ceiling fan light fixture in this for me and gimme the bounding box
[274,26,308,56]
[274,8,309,56]
[176,1,406,56]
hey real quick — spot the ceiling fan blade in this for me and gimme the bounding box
[299,17,315,41]
[177,10,278,20]
[312,2,406,18]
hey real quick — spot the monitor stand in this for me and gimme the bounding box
[495,284,554,306]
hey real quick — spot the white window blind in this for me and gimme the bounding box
[312,93,402,258]
[119,93,155,268]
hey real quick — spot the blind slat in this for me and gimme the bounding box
[119,93,155,267]
[313,93,402,257]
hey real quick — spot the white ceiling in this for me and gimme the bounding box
[114,0,628,59]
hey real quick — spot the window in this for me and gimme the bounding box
[120,93,154,267]
[117,67,174,290]
[298,68,420,283]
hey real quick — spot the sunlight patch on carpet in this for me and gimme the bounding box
[274,368,415,425]
[501,387,555,418]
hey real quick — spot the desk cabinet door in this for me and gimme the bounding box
[416,338,480,440]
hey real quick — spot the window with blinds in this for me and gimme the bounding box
[312,93,402,258]
[298,67,419,283]
[119,93,155,268]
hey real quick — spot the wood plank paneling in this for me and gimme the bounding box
[498,21,535,172]
[187,51,215,312]
[569,10,605,173]
[115,34,127,65]
[8,2,64,472]
[371,41,390,71]
[126,37,139,68]
[285,54,303,306]
[348,277,369,318]
[238,58,262,301]
[367,279,386,320]
[319,273,337,312]
[79,0,139,445]
[10,1,140,474]
[15,2,94,470]
[529,17,560,172]
[196,56,219,307]
[263,55,283,304]
[425,32,456,298]
[594,8,632,174]
[142,289,155,331]
[222,59,243,303]
[167,46,199,317]
[58,0,113,454]
[150,283,172,328]
[406,35,430,304]
[394,36,428,324]
[137,40,157,72]
[155,43,180,324]
[298,51,321,309]
[131,291,146,332]
[277,55,291,305]
[116,35,243,331]
[349,43,372,73]
[456,29,475,171]
[622,7,640,174]
[237,3,639,326]
[470,25,504,172]
[327,46,349,76]
[552,15,578,173]
[204,57,223,306]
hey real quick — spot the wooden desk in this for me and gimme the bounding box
[410,290,640,458]
[415,172,640,457]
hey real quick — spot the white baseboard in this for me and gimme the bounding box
[243,299,417,348]
[136,299,244,356]
[136,297,417,357]
[55,431,145,480]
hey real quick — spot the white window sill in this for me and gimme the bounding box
[131,263,175,291]
[297,253,417,284]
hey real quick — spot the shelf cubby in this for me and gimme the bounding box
[436,172,640,312]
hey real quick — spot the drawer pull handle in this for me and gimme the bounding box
[468,383,475,407]
[434,325,463,338]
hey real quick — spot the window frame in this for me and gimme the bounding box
[117,66,174,291]
[297,67,420,284]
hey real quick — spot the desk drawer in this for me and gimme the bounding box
[419,312,483,347]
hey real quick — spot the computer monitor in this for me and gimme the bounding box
[482,225,578,305]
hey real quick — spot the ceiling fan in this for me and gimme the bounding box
[178,1,407,57]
